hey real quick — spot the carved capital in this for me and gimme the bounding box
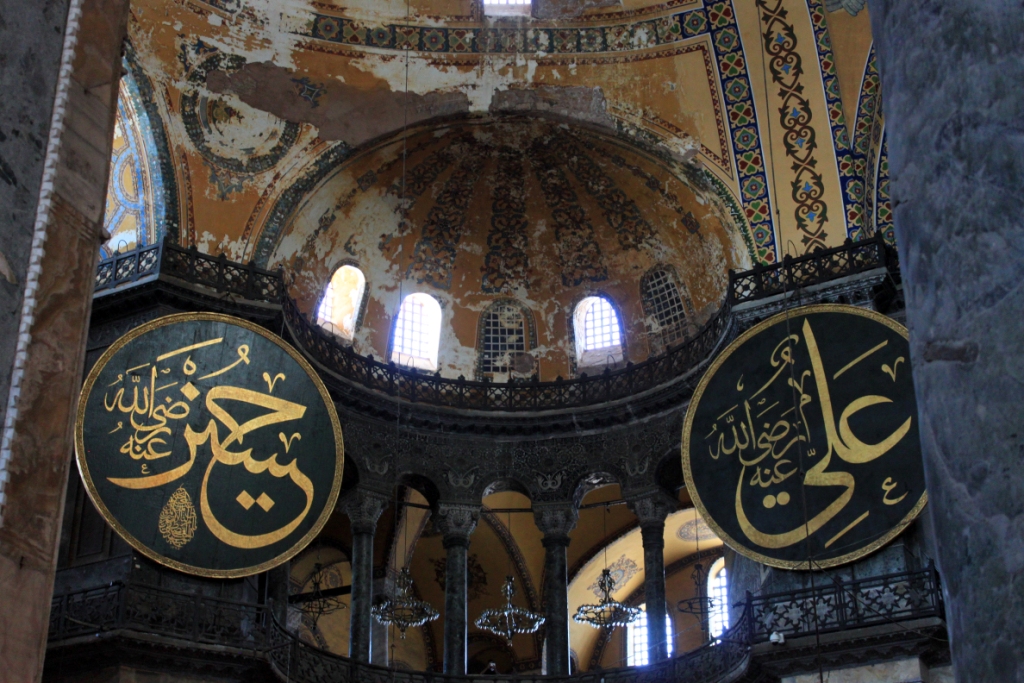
[434,503,480,547]
[533,502,578,543]
[626,489,678,530]
[341,489,389,535]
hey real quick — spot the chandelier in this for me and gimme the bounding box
[676,522,713,642]
[574,567,642,629]
[290,562,347,627]
[372,567,439,638]
[475,575,546,645]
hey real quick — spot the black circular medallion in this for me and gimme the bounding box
[75,313,343,578]
[682,305,926,569]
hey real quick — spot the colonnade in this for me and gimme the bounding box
[338,485,680,675]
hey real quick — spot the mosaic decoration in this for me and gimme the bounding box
[103,84,157,258]
[676,518,717,542]
[586,555,639,598]
[552,135,656,251]
[482,147,532,293]
[757,0,830,253]
[407,141,487,289]
[874,132,893,244]
[102,51,179,257]
[289,0,779,263]
[527,137,609,287]
[806,0,860,239]
[849,46,880,240]
[180,49,300,175]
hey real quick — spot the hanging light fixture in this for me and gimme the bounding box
[573,503,641,629]
[676,516,712,642]
[475,505,545,644]
[476,574,545,645]
[371,566,439,638]
[289,561,348,628]
[574,567,642,629]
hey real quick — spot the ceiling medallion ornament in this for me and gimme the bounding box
[291,562,347,627]
[682,304,928,570]
[371,567,439,638]
[573,568,642,629]
[475,575,546,645]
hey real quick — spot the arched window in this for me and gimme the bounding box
[478,301,534,380]
[391,293,442,371]
[708,558,729,639]
[626,604,673,667]
[574,296,624,369]
[641,266,691,353]
[316,265,366,340]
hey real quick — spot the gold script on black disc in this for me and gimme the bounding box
[682,305,927,570]
[75,313,344,578]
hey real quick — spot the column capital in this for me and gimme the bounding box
[626,488,678,530]
[434,502,480,548]
[533,502,578,544]
[341,488,389,535]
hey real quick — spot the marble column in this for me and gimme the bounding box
[341,489,388,663]
[433,503,480,675]
[0,0,130,679]
[628,490,678,663]
[869,2,1024,680]
[533,502,579,676]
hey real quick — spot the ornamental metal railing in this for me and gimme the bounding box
[282,295,732,411]
[48,580,267,649]
[728,234,897,305]
[92,236,899,411]
[47,577,753,683]
[747,566,944,643]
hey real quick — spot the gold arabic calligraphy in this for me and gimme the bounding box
[704,319,912,551]
[102,337,311,550]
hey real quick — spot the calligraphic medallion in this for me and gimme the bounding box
[75,313,343,578]
[682,305,926,570]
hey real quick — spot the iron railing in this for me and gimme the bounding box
[95,239,284,303]
[747,566,944,643]
[93,237,899,412]
[48,581,267,649]
[49,578,752,683]
[283,296,733,411]
[729,235,896,305]
[50,571,942,683]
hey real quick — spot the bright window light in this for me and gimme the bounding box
[708,558,729,639]
[574,296,624,367]
[626,605,673,667]
[316,265,366,340]
[484,0,531,15]
[392,292,442,371]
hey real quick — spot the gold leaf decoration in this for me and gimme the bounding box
[158,486,198,549]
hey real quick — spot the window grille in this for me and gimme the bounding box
[392,293,442,371]
[316,265,366,340]
[580,297,622,352]
[708,559,729,639]
[626,606,674,667]
[483,0,530,13]
[642,267,689,348]
[480,303,527,375]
